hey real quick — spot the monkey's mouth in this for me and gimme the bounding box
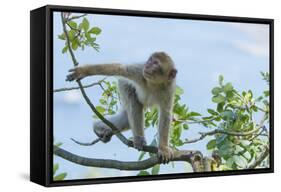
[144,72,153,79]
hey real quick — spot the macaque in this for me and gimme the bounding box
[66,52,177,163]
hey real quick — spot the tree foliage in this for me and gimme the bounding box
[54,13,270,177]
[94,74,269,173]
[53,142,67,181]
[58,14,102,53]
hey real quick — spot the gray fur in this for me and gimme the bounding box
[67,52,177,162]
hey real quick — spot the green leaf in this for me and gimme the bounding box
[68,30,76,41]
[225,91,234,99]
[219,75,224,85]
[211,87,222,95]
[240,140,251,147]
[171,124,182,141]
[85,32,93,41]
[89,27,102,35]
[62,46,68,54]
[96,106,106,113]
[245,91,253,101]
[248,90,253,98]
[82,18,89,31]
[263,99,269,106]
[58,33,66,40]
[221,110,235,120]
[207,109,218,115]
[216,134,227,145]
[243,151,252,160]
[151,164,160,175]
[212,95,225,103]
[233,155,248,168]
[54,142,63,147]
[175,86,184,95]
[217,102,225,112]
[226,157,234,168]
[99,99,107,105]
[234,145,244,154]
[71,40,78,50]
[207,139,217,150]
[214,116,221,121]
[138,151,146,161]
[202,116,213,120]
[137,171,150,176]
[67,21,77,29]
[110,100,117,106]
[53,164,59,175]
[189,111,201,116]
[183,123,189,130]
[263,90,269,97]
[85,32,96,44]
[223,83,233,93]
[54,173,67,181]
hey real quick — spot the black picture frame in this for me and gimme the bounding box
[30,4,274,187]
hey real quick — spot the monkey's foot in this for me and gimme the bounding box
[94,127,113,143]
[133,135,147,151]
[158,146,174,164]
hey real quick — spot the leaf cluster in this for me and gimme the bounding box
[206,75,269,170]
[59,16,102,53]
[93,80,119,118]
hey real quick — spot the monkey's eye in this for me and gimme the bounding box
[152,60,159,65]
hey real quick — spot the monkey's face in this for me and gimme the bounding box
[143,52,177,84]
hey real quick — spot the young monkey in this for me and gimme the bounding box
[66,52,177,163]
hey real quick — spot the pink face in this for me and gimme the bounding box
[143,53,177,83]
[144,57,163,78]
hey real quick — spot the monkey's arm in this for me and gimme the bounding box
[66,64,144,83]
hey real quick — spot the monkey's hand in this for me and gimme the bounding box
[158,145,174,164]
[133,135,147,151]
[66,67,87,81]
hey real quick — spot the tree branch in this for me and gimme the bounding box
[184,128,261,144]
[67,14,88,21]
[54,146,204,171]
[184,112,269,144]
[53,78,107,92]
[247,146,269,169]
[175,117,216,125]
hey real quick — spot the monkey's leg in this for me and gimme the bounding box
[93,110,129,143]
[118,79,146,150]
[126,96,146,150]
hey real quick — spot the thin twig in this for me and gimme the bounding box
[66,22,79,31]
[175,117,217,125]
[247,146,269,169]
[184,108,269,144]
[61,14,78,66]
[184,129,261,144]
[53,78,107,92]
[67,14,88,21]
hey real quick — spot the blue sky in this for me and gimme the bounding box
[53,12,269,180]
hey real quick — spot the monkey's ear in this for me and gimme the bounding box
[168,68,177,80]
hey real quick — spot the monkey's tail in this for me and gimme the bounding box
[70,137,100,146]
